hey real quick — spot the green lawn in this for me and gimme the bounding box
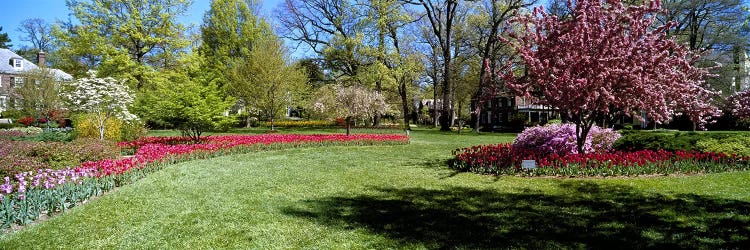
[1,128,748,249]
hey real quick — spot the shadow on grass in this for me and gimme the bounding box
[283,182,750,249]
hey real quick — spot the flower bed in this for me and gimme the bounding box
[0,134,409,232]
[0,139,120,177]
[450,143,750,177]
[259,120,338,128]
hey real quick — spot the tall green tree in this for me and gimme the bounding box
[55,0,191,88]
[0,26,11,48]
[228,37,309,130]
[278,0,363,82]
[16,68,66,128]
[138,69,235,142]
[17,18,54,53]
[409,0,462,131]
[199,0,271,89]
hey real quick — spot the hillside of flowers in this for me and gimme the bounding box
[451,124,750,177]
[0,133,409,232]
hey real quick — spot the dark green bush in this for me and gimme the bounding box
[0,123,24,129]
[614,131,748,152]
[15,131,74,142]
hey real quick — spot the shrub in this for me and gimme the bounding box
[0,129,26,139]
[0,139,119,177]
[215,115,238,132]
[15,131,74,142]
[0,123,24,129]
[5,127,43,135]
[0,110,27,119]
[612,132,745,152]
[120,119,148,142]
[546,119,562,125]
[260,120,338,128]
[696,137,750,156]
[73,113,123,141]
[513,123,620,155]
[0,127,44,140]
[17,116,35,126]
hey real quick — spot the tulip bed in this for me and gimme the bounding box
[0,133,409,232]
[451,143,750,177]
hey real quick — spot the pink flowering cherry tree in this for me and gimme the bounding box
[501,0,720,153]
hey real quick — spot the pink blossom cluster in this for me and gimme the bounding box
[500,0,720,149]
[727,91,750,120]
[513,123,620,155]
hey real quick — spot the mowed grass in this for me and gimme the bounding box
[1,128,749,249]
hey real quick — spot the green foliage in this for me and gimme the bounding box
[199,0,271,89]
[16,68,66,123]
[15,131,74,142]
[1,130,748,248]
[696,137,750,156]
[1,110,29,119]
[614,132,701,151]
[137,70,235,142]
[119,119,148,142]
[613,131,750,154]
[0,123,24,129]
[55,0,190,88]
[227,36,309,130]
[0,26,10,48]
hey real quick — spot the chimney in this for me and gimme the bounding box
[37,51,46,67]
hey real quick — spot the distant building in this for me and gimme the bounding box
[472,94,558,131]
[0,48,73,114]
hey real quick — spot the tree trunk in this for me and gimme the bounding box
[439,54,452,131]
[399,80,411,131]
[346,117,352,136]
[457,101,463,134]
[99,124,105,141]
[575,122,594,154]
[432,84,438,127]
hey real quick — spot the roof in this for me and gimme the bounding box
[0,48,73,81]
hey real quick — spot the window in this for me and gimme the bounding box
[0,95,6,109]
[12,59,22,69]
[14,77,24,87]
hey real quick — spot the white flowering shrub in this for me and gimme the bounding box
[61,72,137,140]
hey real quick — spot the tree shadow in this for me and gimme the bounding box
[283,181,750,249]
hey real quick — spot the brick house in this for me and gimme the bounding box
[0,48,73,114]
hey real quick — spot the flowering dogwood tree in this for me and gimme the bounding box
[501,0,720,153]
[62,72,136,140]
[727,91,750,120]
[313,85,388,136]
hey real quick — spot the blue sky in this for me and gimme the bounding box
[0,0,284,49]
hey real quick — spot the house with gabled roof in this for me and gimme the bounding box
[0,48,73,114]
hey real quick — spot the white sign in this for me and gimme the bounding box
[521,160,537,169]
